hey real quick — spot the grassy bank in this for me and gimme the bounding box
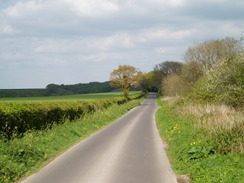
[156,98,244,183]
[0,97,144,183]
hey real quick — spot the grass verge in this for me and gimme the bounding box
[0,97,144,183]
[156,99,244,183]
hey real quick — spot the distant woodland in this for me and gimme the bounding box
[0,81,116,98]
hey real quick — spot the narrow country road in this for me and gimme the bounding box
[20,93,177,183]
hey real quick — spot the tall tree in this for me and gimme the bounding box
[140,71,157,92]
[153,61,183,93]
[184,37,242,72]
[110,65,145,98]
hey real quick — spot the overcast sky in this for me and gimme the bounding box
[0,0,243,89]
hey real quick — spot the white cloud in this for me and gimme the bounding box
[34,39,80,53]
[168,0,185,7]
[35,57,70,67]
[0,0,243,88]
[81,53,109,62]
[154,46,175,54]
[87,33,135,51]
[0,24,18,34]
[63,0,119,17]
[3,1,42,18]
[141,29,194,41]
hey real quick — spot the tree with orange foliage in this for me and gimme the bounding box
[110,65,145,98]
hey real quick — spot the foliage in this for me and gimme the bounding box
[153,61,183,93]
[162,74,185,96]
[161,62,204,96]
[0,89,45,98]
[45,81,115,96]
[184,37,242,72]
[146,71,156,80]
[181,62,204,88]
[110,65,145,97]
[140,71,158,92]
[160,38,243,109]
[194,55,244,108]
[0,97,144,183]
[154,61,183,75]
[156,99,244,183]
[0,93,144,139]
[0,81,115,98]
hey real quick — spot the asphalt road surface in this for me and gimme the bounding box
[20,93,177,183]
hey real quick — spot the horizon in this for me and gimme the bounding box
[0,80,112,90]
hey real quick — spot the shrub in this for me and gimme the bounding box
[196,55,244,108]
[162,74,186,96]
[0,94,144,139]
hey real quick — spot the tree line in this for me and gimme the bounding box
[0,81,116,98]
[141,37,243,108]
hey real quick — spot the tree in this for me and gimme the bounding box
[184,37,242,72]
[162,73,185,96]
[153,61,183,93]
[110,65,145,98]
[181,61,204,89]
[140,71,157,92]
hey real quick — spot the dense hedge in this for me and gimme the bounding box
[0,94,143,139]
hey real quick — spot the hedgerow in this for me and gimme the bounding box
[0,94,143,139]
[0,96,144,183]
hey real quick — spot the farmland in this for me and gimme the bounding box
[0,91,140,102]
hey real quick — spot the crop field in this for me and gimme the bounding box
[0,91,141,102]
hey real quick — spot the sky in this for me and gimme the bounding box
[0,0,243,89]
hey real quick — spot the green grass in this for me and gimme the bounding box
[0,97,144,183]
[156,99,244,183]
[0,91,141,102]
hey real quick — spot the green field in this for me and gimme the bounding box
[0,91,141,102]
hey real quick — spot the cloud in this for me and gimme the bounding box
[141,29,194,41]
[154,46,175,54]
[87,33,135,51]
[3,1,42,18]
[0,0,243,88]
[0,24,18,34]
[63,0,119,17]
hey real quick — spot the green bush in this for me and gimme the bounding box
[0,94,143,139]
[193,55,244,108]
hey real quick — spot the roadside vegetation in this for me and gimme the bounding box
[156,99,243,183]
[144,37,244,182]
[0,93,143,139]
[0,94,145,183]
